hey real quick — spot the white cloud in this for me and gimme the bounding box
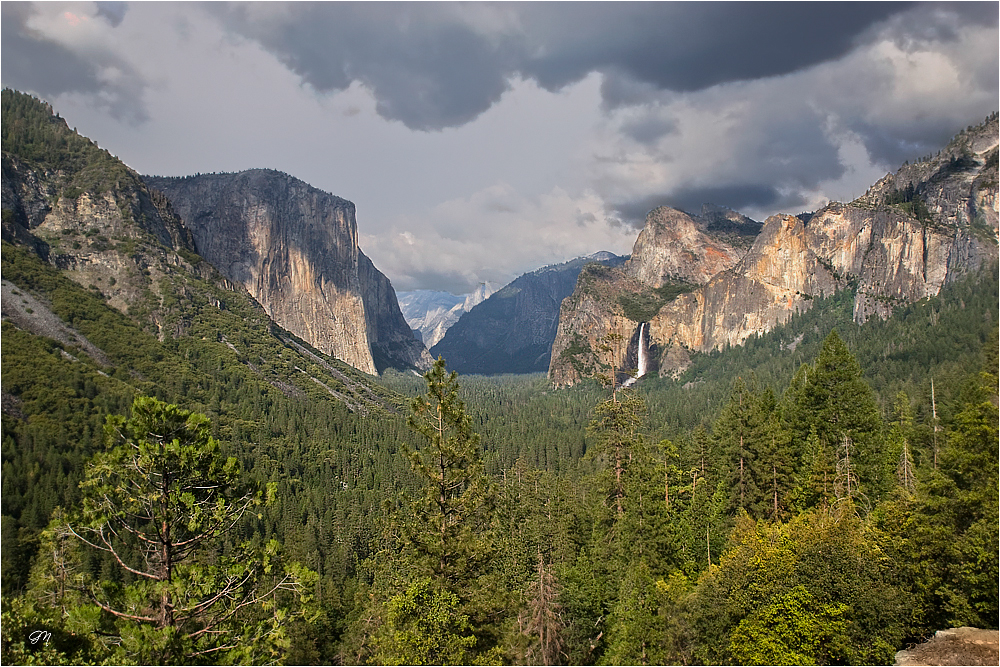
[360,183,635,293]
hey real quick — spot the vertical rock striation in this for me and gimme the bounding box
[146,171,431,374]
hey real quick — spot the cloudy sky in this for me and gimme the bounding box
[3,2,997,293]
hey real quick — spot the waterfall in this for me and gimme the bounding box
[622,322,649,388]
[637,321,649,378]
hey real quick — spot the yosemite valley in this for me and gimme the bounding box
[2,89,997,664]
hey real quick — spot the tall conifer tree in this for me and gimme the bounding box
[786,331,885,508]
[391,357,503,663]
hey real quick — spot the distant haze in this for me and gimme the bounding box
[3,1,996,293]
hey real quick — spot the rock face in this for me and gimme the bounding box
[550,115,999,387]
[549,207,757,386]
[358,251,435,372]
[895,627,999,666]
[2,92,201,322]
[625,206,749,287]
[432,252,626,375]
[145,171,431,375]
[647,213,840,359]
[2,155,193,257]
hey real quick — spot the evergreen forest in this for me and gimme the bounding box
[1,89,998,665]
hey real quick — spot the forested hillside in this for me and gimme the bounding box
[2,90,997,665]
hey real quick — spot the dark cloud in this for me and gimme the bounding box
[95,2,129,27]
[669,184,808,218]
[2,5,100,98]
[216,2,911,131]
[0,3,147,123]
[216,3,520,131]
[601,99,844,226]
[751,116,846,187]
[610,195,685,227]
[518,3,910,97]
[611,184,798,227]
[852,118,971,170]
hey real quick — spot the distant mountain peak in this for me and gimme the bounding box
[430,252,625,375]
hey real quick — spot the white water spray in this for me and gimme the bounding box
[637,321,649,378]
[622,322,649,388]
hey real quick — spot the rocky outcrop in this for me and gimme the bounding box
[625,206,748,287]
[648,214,839,356]
[549,261,647,387]
[145,171,431,374]
[550,116,999,386]
[433,252,625,375]
[1,95,201,321]
[549,207,755,386]
[895,627,999,666]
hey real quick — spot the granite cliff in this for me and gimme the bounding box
[550,115,999,387]
[2,90,403,420]
[625,206,752,287]
[145,171,432,375]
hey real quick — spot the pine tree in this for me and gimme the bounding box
[517,550,565,666]
[787,331,885,508]
[392,357,503,663]
[890,391,917,495]
[402,357,495,587]
[712,377,777,518]
[40,396,313,664]
[586,389,647,518]
[799,426,836,512]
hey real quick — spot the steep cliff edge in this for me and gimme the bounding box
[358,250,434,372]
[145,171,431,374]
[550,115,999,387]
[3,91,406,423]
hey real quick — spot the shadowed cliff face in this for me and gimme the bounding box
[550,117,999,387]
[146,171,431,374]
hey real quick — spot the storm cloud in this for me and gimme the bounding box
[2,2,996,293]
[216,2,910,131]
[611,186,789,228]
